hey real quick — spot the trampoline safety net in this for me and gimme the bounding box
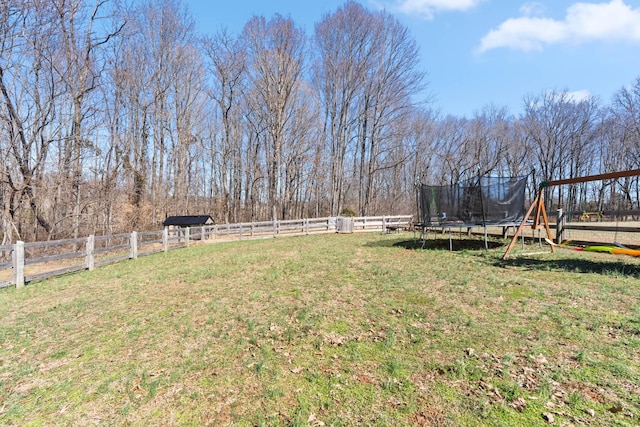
[419,176,527,226]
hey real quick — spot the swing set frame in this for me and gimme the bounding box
[502,168,640,259]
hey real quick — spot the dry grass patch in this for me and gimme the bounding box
[0,233,639,425]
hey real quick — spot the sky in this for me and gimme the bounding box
[184,0,640,118]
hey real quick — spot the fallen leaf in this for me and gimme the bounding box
[534,354,548,365]
[308,412,325,426]
[509,397,527,412]
[542,412,554,423]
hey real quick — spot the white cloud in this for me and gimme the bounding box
[394,0,484,19]
[568,89,592,102]
[527,90,594,110]
[479,17,567,52]
[519,2,545,17]
[561,89,593,103]
[478,0,640,53]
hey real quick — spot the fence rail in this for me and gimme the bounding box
[0,215,412,289]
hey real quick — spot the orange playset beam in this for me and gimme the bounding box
[502,169,640,259]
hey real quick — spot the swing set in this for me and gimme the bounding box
[502,168,640,259]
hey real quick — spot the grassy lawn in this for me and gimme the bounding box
[1,232,639,426]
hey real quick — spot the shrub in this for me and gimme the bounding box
[340,207,356,217]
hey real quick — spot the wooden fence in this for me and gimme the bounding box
[0,215,412,289]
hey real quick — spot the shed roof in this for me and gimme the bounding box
[163,215,214,227]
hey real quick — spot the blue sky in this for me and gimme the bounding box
[185,0,640,117]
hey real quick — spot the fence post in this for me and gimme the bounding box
[185,227,190,247]
[12,241,25,289]
[86,235,95,271]
[239,224,243,240]
[162,227,168,252]
[382,216,387,232]
[305,218,309,235]
[130,231,138,259]
[556,208,565,244]
[273,219,277,238]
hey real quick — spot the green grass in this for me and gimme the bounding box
[1,233,640,425]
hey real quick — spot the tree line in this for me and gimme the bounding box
[1,0,640,244]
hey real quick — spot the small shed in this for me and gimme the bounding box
[163,215,214,228]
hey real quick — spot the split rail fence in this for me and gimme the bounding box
[0,215,412,289]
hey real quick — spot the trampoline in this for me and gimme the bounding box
[417,176,527,250]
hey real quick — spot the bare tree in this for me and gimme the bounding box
[314,2,425,215]
[169,42,206,216]
[104,0,198,229]
[0,0,62,242]
[202,29,246,223]
[612,77,640,166]
[610,77,640,210]
[51,0,123,238]
[521,90,599,209]
[9,0,640,242]
[314,2,371,216]
[354,9,424,215]
[243,14,306,220]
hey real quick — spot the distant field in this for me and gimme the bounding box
[1,233,639,426]
[562,221,640,248]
